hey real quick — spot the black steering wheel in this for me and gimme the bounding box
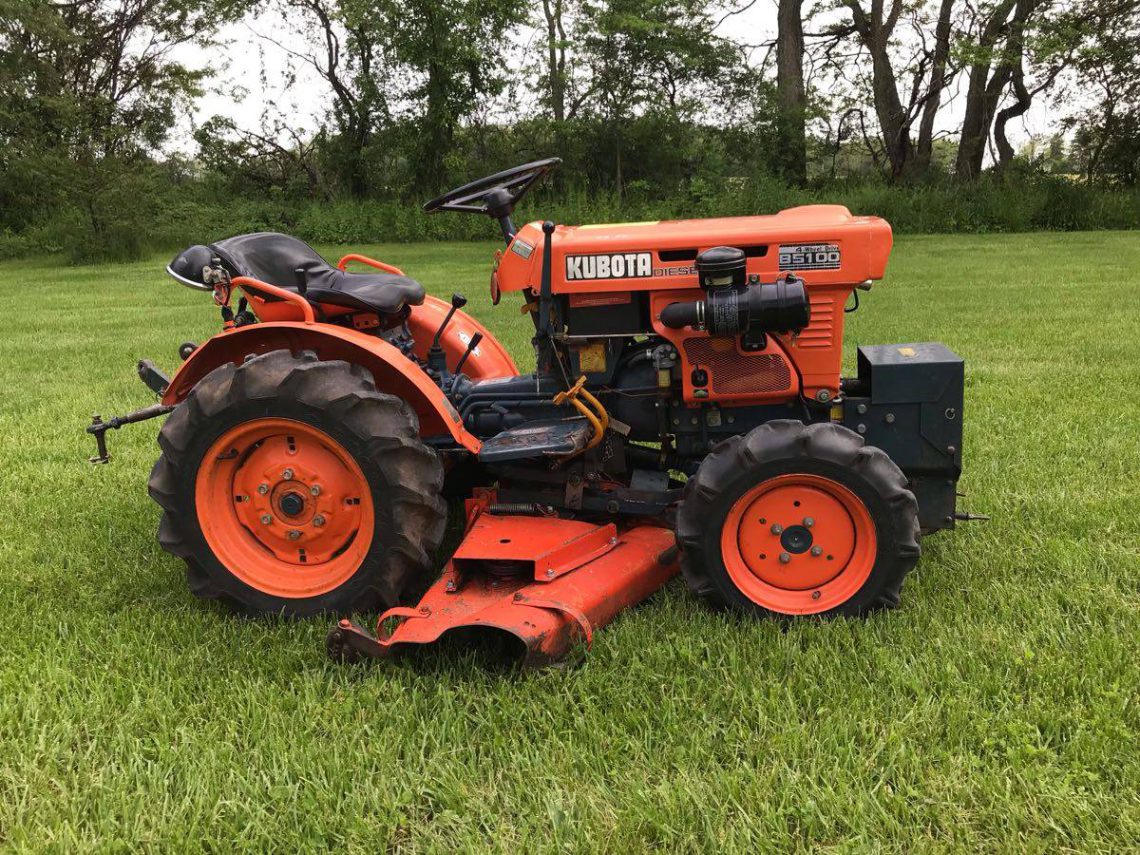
[422,157,561,217]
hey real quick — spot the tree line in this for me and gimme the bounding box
[1,0,1138,260]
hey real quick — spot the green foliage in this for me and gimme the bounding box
[6,172,1140,260]
[0,0,250,260]
[4,0,1140,262]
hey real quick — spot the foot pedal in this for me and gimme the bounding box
[477,418,592,463]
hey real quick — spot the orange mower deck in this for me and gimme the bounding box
[327,509,680,668]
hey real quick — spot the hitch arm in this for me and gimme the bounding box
[86,403,174,464]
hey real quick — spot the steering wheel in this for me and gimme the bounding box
[423,157,561,216]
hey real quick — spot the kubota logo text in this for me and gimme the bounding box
[566,252,653,280]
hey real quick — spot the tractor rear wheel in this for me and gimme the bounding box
[149,349,446,617]
[677,420,920,618]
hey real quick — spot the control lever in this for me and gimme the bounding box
[453,332,483,375]
[427,293,466,375]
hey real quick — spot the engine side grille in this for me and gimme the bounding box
[796,295,836,349]
[683,338,792,395]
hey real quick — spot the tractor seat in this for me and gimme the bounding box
[208,232,425,316]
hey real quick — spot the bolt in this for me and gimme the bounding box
[947,445,957,454]
[260,514,272,525]
[945,407,957,420]
[816,389,831,403]
[445,580,457,593]
[287,529,301,540]
[856,403,868,415]
[812,590,821,600]
[419,606,430,615]
[885,413,896,424]
[545,568,555,578]
[606,500,620,514]
[609,536,618,545]
[513,592,523,601]
[779,552,791,564]
[856,423,867,434]
[803,517,814,528]
[282,468,294,481]
[257,483,269,495]
[811,546,823,557]
[312,515,326,527]
[770,523,784,535]
[310,484,321,497]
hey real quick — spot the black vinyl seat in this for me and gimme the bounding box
[209,232,425,316]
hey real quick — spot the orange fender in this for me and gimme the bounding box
[162,323,483,453]
[405,296,520,379]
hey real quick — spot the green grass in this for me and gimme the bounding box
[1,233,1138,851]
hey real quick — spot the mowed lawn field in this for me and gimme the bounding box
[1,231,1138,851]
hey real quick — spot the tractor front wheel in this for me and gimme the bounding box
[149,349,446,617]
[677,420,920,618]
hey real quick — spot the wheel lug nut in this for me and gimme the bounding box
[770,524,784,535]
[257,484,269,495]
[260,514,272,525]
[803,517,814,527]
[287,529,301,540]
[779,552,791,564]
[312,515,326,527]
[811,546,823,556]
[282,468,294,481]
[310,485,321,497]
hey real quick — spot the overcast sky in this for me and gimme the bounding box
[175,2,1059,163]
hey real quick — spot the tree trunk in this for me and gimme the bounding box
[954,0,1032,180]
[845,0,915,181]
[417,57,453,191]
[914,0,955,174]
[542,0,566,122]
[994,64,1031,172]
[775,0,807,184]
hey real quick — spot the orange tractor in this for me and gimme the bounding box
[89,159,975,666]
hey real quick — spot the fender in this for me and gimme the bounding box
[162,323,483,453]
[405,295,519,379]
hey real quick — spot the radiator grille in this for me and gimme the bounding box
[683,338,792,395]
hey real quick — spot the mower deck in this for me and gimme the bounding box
[327,511,679,668]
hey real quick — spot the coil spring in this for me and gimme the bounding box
[487,502,555,516]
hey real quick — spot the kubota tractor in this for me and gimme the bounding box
[89,158,975,667]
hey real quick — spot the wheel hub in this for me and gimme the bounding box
[719,473,878,614]
[278,491,306,517]
[195,418,375,598]
[779,524,813,554]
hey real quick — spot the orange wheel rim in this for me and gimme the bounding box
[720,474,876,614]
[195,418,375,598]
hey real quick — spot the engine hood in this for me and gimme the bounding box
[495,205,893,295]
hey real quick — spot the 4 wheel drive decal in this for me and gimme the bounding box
[779,243,841,271]
[566,252,653,280]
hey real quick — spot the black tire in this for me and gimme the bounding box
[148,349,447,617]
[676,420,920,618]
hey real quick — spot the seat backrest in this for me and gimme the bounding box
[211,232,330,290]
